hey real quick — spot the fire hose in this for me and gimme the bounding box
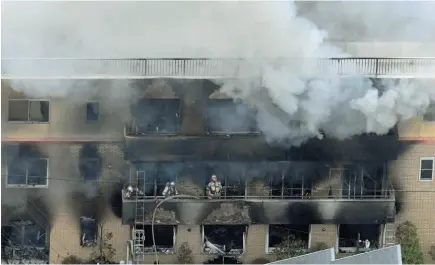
[151,194,200,264]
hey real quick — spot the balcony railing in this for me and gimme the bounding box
[121,188,395,201]
[2,57,434,79]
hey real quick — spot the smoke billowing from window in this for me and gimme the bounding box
[2,1,435,146]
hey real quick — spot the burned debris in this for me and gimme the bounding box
[338,224,381,253]
[203,225,246,256]
[123,161,389,200]
[80,216,98,247]
[267,225,310,253]
[1,220,49,264]
[134,225,176,254]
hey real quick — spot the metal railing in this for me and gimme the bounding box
[2,57,434,79]
[121,188,395,201]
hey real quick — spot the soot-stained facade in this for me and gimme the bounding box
[122,199,395,225]
[3,77,433,264]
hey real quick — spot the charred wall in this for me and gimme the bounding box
[122,199,395,225]
[1,142,129,226]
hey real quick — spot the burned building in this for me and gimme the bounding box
[1,57,435,265]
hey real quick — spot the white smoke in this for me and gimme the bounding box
[2,1,435,146]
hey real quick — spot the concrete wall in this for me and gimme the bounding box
[310,225,338,251]
[1,142,131,263]
[332,245,402,264]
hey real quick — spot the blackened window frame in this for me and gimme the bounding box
[6,158,49,187]
[85,102,100,123]
[266,224,311,254]
[141,225,177,251]
[205,99,259,135]
[132,98,181,135]
[80,217,98,247]
[80,158,100,182]
[4,221,47,249]
[8,99,50,123]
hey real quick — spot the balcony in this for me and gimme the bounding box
[121,161,395,225]
[2,57,434,79]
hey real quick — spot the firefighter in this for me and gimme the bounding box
[162,181,178,197]
[124,185,144,199]
[206,175,223,199]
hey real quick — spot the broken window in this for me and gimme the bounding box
[338,224,380,252]
[5,221,47,248]
[203,225,246,256]
[80,158,100,182]
[80,217,98,247]
[222,164,246,198]
[134,225,176,253]
[341,164,385,199]
[134,99,180,135]
[206,99,258,135]
[1,222,48,263]
[7,158,49,187]
[86,102,99,122]
[269,174,283,197]
[267,225,310,253]
[420,157,434,181]
[8,100,50,122]
[283,172,312,199]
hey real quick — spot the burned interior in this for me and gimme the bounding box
[205,99,259,135]
[129,98,181,135]
[5,144,48,187]
[80,216,98,247]
[123,161,389,200]
[134,224,176,253]
[1,220,49,263]
[203,225,246,255]
[267,224,310,253]
[7,99,50,123]
[338,224,381,252]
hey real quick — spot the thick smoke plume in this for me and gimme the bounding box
[2,1,435,146]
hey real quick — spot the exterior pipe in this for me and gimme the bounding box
[151,195,200,264]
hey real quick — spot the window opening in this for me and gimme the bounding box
[134,99,180,135]
[338,224,380,253]
[7,158,49,187]
[135,224,176,254]
[267,224,310,254]
[86,102,99,122]
[203,225,246,256]
[420,158,434,181]
[8,100,49,122]
[80,217,97,247]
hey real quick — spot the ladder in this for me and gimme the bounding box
[384,223,396,247]
[383,201,397,248]
[132,170,146,264]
